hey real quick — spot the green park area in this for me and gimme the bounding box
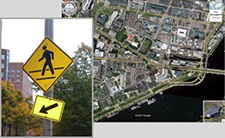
[93,2,104,17]
[103,28,110,33]
[94,107,116,119]
[116,28,128,43]
[139,38,152,55]
[180,72,199,82]
[152,83,168,92]
[143,13,162,18]
[101,8,115,16]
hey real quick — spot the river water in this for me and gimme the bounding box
[101,38,224,122]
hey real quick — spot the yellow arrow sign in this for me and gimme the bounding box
[22,37,73,92]
[31,95,65,122]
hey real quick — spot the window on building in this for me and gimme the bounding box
[16,83,20,86]
[12,69,15,72]
[12,78,14,82]
[17,69,20,73]
[1,72,4,78]
[16,74,20,77]
[11,74,15,77]
[1,63,4,69]
[2,54,5,60]
[16,79,20,82]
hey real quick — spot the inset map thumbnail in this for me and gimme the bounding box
[203,101,225,122]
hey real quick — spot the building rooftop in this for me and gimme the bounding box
[190,29,205,39]
[97,14,108,25]
[108,0,128,7]
[146,3,168,14]
[105,11,118,29]
[105,79,120,96]
[96,41,105,49]
[129,0,145,10]
[170,35,181,45]
[156,68,168,82]
[168,7,190,18]
[131,41,139,48]
[95,49,104,57]
[154,40,168,50]
[177,28,188,38]
[164,18,175,25]
[161,25,171,34]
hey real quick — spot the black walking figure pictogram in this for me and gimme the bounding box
[38,46,54,76]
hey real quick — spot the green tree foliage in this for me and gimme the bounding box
[2,81,16,136]
[2,81,42,136]
[53,44,92,136]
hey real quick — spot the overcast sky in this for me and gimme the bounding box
[2,19,92,63]
[1,19,92,100]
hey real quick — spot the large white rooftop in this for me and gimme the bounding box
[177,28,188,38]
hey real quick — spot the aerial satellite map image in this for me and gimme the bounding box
[203,101,225,122]
[93,0,225,122]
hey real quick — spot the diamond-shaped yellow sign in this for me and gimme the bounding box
[23,37,73,92]
[31,95,65,122]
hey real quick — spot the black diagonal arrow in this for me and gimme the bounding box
[39,103,58,114]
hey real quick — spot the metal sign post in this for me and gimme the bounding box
[43,19,53,136]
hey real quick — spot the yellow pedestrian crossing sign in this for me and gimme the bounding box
[31,95,65,122]
[23,37,73,92]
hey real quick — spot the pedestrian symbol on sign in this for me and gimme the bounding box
[38,46,54,76]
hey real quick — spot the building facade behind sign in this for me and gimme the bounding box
[9,62,33,98]
[1,49,10,82]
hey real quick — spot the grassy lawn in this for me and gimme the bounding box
[114,93,128,103]
[139,38,152,55]
[94,107,116,118]
[129,92,138,97]
[203,54,207,59]
[94,92,100,98]
[93,2,104,17]
[180,73,198,82]
[143,38,152,47]
[103,28,110,33]
[171,50,176,53]
[126,77,131,85]
[112,72,120,77]
[101,8,115,16]
[164,54,168,60]
[94,105,102,114]
[134,37,139,43]
[143,58,148,63]
[152,83,168,92]
[116,28,127,43]
[126,10,137,15]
